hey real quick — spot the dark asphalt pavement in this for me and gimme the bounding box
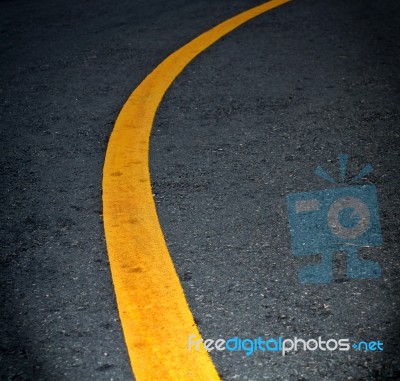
[1,0,400,380]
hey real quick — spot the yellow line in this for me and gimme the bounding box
[102,0,291,380]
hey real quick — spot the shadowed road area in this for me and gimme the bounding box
[1,0,399,380]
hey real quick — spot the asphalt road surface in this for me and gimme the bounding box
[1,0,400,380]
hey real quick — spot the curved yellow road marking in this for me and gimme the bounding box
[103,0,291,379]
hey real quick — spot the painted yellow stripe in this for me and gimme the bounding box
[102,0,291,380]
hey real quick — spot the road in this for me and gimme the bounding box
[1,0,399,380]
